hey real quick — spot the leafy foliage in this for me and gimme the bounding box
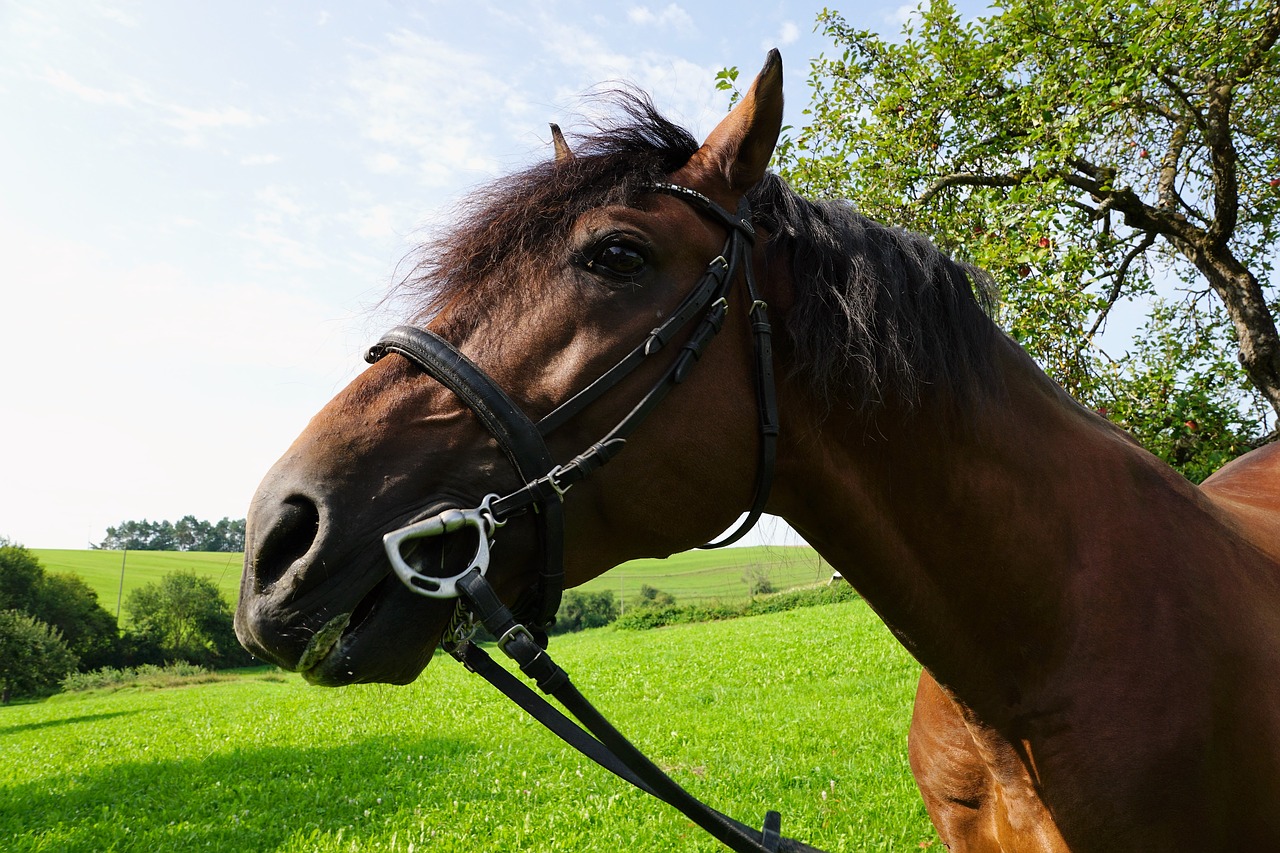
[629,584,677,610]
[124,571,251,668]
[614,582,861,630]
[95,516,246,552]
[0,539,43,612]
[31,572,121,670]
[0,539,121,671]
[0,609,78,703]
[60,661,215,693]
[762,0,1280,476]
[550,589,619,635]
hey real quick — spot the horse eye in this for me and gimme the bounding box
[586,243,646,280]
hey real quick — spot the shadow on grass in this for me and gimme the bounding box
[0,710,141,735]
[1,734,478,852]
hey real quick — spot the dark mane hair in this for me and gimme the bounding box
[396,94,998,412]
[748,174,998,410]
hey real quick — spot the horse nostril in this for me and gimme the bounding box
[251,495,321,590]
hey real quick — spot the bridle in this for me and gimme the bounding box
[365,182,777,632]
[363,184,823,853]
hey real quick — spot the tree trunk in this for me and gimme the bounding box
[1195,248,1280,423]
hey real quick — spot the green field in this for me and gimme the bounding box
[32,549,245,619]
[0,601,935,852]
[32,546,830,623]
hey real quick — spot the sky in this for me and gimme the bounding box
[0,0,987,550]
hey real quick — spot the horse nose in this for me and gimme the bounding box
[245,492,322,594]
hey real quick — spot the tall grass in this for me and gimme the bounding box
[0,600,936,851]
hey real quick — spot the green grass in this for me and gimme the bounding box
[576,545,832,606]
[0,600,935,852]
[32,549,244,619]
[31,546,831,621]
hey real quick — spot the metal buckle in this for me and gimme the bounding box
[382,494,504,599]
[546,464,573,498]
[497,623,537,659]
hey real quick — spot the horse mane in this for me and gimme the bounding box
[396,93,999,413]
[747,175,999,411]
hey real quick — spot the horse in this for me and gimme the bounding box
[235,51,1280,850]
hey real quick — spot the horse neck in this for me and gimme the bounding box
[771,331,1207,717]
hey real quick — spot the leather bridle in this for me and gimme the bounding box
[362,184,823,853]
[365,182,777,633]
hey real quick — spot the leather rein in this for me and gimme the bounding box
[363,184,823,853]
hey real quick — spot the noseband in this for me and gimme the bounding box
[362,184,817,853]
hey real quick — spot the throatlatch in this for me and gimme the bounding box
[365,184,818,853]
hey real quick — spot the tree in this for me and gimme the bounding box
[34,573,121,670]
[95,517,246,551]
[0,538,43,611]
[0,540,121,669]
[551,590,619,634]
[631,585,677,610]
[756,0,1280,475]
[124,571,248,667]
[0,610,78,704]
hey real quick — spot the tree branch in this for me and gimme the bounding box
[1087,231,1159,340]
[917,171,1030,205]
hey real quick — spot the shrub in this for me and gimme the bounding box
[551,590,618,635]
[615,583,860,631]
[0,609,79,703]
[60,661,213,693]
[630,584,676,610]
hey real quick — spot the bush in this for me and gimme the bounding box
[615,583,860,631]
[60,661,211,693]
[0,610,79,703]
[125,571,252,668]
[743,565,775,596]
[0,540,123,671]
[630,584,676,610]
[551,590,618,635]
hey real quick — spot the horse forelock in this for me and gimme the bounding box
[391,92,699,337]
[391,95,999,413]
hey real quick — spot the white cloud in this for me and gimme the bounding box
[626,4,695,35]
[39,66,265,148]
[777,21,800,46]
[240,153,281,166]
[41,67,134,106]
[365,151,402,174]
[889,3,923,28]
[343,30,507,187]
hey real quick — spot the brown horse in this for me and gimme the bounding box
[235,52,1280,850]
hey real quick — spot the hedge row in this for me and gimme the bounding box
[613,582,860,630]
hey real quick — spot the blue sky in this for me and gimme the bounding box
[0,1,985,549]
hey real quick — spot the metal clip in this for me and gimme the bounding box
[382,494,504,599]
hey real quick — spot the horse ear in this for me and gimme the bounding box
[550,123,574,162]
[687,49,783,192]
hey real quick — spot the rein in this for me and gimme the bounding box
[364,184,821,853]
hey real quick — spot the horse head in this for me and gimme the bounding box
[235,53,786,686]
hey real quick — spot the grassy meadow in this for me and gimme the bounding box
[32,546,830,622]
[0,600,936,852]
[32,549,245,619]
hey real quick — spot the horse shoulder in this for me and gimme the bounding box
[1199,441,1280,565]
[908,670,1069,853]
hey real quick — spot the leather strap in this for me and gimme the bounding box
[366,328,567,627]
[452,569,827,853]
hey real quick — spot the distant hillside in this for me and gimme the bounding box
[33,544,828,623]
[32,549,244,621]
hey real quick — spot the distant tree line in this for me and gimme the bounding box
[94,516,246,552]
[0,539,252,703]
